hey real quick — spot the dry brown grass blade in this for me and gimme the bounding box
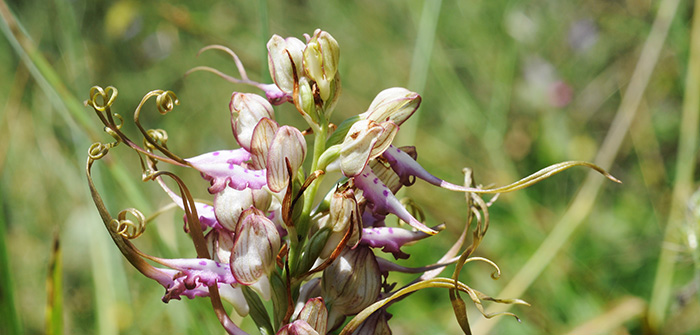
[565,297,646,335]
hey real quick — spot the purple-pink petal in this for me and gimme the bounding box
[353,166,438,235]
[382,145,471,192]
[259,83,293,105]
[156,177,222,230]
[186,149,267,193]
[151,258,237,302]
[361,225,443,259]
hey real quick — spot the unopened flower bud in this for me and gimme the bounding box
[323,74,342,118]
[303,29,340,101]
[277,320,319,335]
[359,87,421,126]
[214,186,254,231]
[339,119,397,177]
[351,309,392,335]
[214,186,272,231]
[322,246,381,325]
[231,207,281,288]
[230,93,275,150]
[321,188,360,258]
[267,35,306,95]
[267,126,307,192]
[249,118,279,170]
[296,297,328,335]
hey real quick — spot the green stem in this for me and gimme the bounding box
[290,117,328,275]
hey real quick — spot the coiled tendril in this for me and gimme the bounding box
[110,208,147,239]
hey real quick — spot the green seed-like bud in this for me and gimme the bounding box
[303,29,340,101]
[298,228,331,274]
[297,76,317,122]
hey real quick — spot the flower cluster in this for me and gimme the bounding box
[85,29,619,334]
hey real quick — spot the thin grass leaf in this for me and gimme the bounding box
[46,232,63,335]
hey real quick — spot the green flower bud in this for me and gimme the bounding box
[320,188,360,258]
[297,76,317,122]
[303,29,340,101]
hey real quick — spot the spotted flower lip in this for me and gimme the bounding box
[353,165,439,235]
[151,258,237,302]
[361,224,445,259]
[185,149,267,194]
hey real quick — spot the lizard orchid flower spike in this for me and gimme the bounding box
[85,28,620,335]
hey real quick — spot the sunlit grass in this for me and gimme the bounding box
[1,0,697,334]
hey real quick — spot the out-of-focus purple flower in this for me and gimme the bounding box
[568,19,598,52]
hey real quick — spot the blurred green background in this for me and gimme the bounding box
[1,0,698,334]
